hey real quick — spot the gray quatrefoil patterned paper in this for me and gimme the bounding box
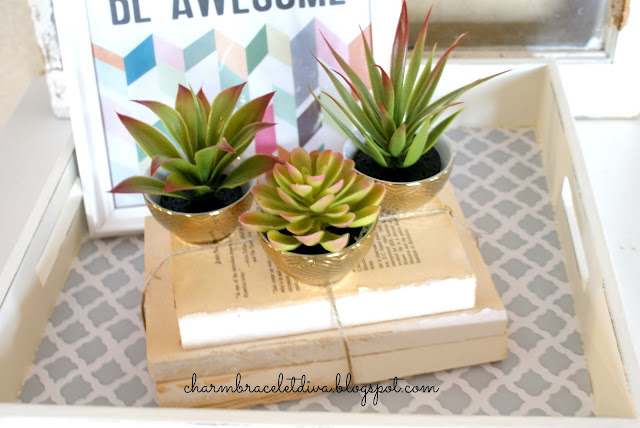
[20,128,594,416]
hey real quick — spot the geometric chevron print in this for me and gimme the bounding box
[20,129,594,416]
[86,2,372,209]
[93,23,369,151]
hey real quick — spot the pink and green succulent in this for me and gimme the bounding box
[311,1,508,168]
[239,148,385,253]
[109,83,279,200]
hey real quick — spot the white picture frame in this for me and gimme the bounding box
[53,0,397,237]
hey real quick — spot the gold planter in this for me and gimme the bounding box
[344,136,456,212]
[144,182,253,245]
[258,222,377,286]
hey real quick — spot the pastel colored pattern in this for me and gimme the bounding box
[90,18,369,209]
[124,36,156,85]
[153,36,185,72]
[255,104,277,154]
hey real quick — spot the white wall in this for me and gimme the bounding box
[0,0,44,128]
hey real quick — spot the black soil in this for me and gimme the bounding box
[353,148,442,182]
[287,226,364,255]
[159,186,244,214]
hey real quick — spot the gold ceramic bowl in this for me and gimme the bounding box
[144,181,254,245]
[258,222,377,286]
[344,136,456,212]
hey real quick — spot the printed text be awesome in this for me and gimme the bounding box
[109,0,347,25]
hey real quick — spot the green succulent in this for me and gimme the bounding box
[239,148,385,253]
[109,83,279,200]
[311,1,507,169]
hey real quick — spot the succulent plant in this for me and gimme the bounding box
[311,1,508,169]
[109,83,279,201]
[239,148,385,252]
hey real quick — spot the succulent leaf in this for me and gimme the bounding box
[389,124,407,158]
[150,156,200,183]
[402,117,431,168]
[193,88,209,151]
[218,154,280,191]
[295,231,325,247]
[334,170,358,199]
[135,100,193,162]
[325,204,350,218]
[390,1,409,122]
[306,174,326,192]
[224,91,274,140]
[109,176,167,195]
[277,188,308,211]
[335,180,373,206]
[290,183,314,199]
[227,122,276,151]
[175,85,200,153]
[163,173,210,194]
[375,65,395,117]
[285,163,304,184]
[239,213,290,232]
[117,114,181,160]
[320,232,351,253]
[360,25,384,106]
[206,82,246,150]
[150,155,170,176]
[309,194,335,213]
[286,217,314,235]
[351,206,381,228]
[290,148,312,173]
[278,211,310,223]
[322,179,345,196]
[406,34,468,125]
[402,6,432,116]
[319,34,379,123]
[406,44,435,115]
[424,108,465,155]
[350,184,385,212]
[378,101,397,139]
[266,230,301,251]
[196,88,210,118]
[194,139,235,183]
[241,150,385,252]
[328,213,356,228]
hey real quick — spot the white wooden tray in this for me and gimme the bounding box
[1,61,638,426]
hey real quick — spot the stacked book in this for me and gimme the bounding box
[142,183,507,408]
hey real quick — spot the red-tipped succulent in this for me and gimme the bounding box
[109,83,279,200]
[311,1,508,168]
[239,148,385,253]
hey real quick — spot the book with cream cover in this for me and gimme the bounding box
[142,184,508,408]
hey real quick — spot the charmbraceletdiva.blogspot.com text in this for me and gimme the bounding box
[184,373,440,406]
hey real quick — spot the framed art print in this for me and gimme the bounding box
[53,0,397,237]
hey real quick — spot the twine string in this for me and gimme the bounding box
[380,206,482,246]
[144,236,255,286]
[324,284,354,377]
[143,207,481,379]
